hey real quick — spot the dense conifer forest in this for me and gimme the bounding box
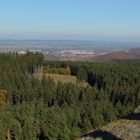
[0,52,140,140]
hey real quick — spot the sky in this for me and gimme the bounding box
[0,0,140,41]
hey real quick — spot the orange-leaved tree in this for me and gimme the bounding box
[0,89,7,106]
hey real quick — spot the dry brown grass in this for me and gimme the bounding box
[80,118,140,140]
[46,74,77,84]
[45,74,90,88]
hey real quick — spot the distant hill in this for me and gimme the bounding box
[45,48,140,62]
[92,48,140,61]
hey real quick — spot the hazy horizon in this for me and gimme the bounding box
[0,40,139,53]
[0,0,140,42]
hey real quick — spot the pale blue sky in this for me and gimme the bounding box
[0,0,140,41]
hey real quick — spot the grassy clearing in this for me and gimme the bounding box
[45,73,90,88]
[46,73,77,84]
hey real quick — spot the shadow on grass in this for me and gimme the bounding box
[125,113,140,120]
[82,130,122,140]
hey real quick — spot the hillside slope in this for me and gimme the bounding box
[46,73,90,88]
[93,48,140,61]
[79,106,140,140]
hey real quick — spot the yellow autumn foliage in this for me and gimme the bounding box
[0,89,7,106]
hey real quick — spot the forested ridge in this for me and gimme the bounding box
[0,52,140,140]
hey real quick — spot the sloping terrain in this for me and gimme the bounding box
[45,48,140,61]
[46,74,77,84]
[79,106,140,140]
[93,48,140,61]
[46,73,90,87]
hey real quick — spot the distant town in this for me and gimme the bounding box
[0,40,140,61]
